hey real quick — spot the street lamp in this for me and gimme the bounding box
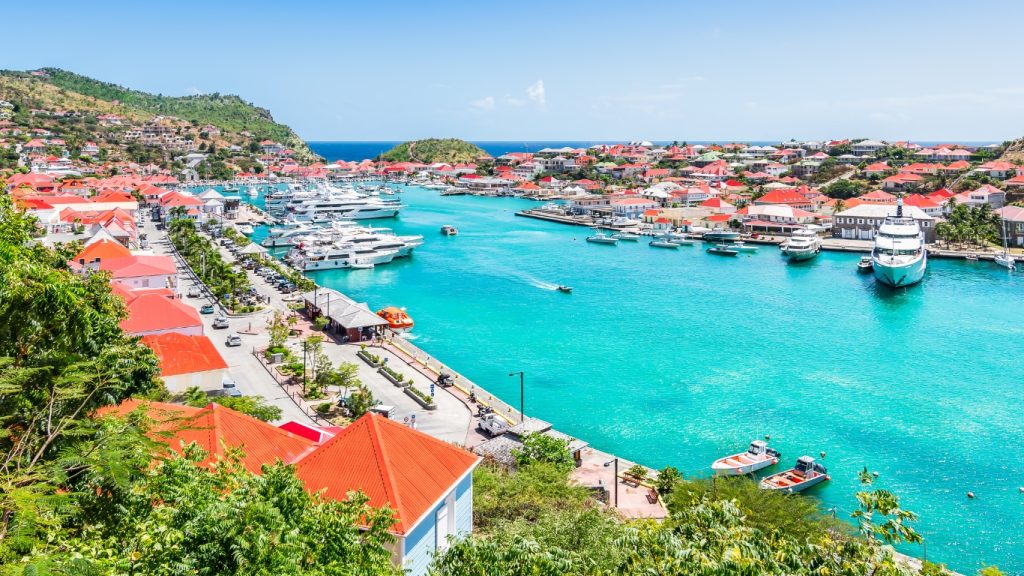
[604,458,619,507]
[508,371,524,423]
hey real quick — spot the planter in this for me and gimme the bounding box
[404,387,437,410]
[357,350,382,368]
[378,367,408,387]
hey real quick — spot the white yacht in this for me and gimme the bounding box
[287,195,402,220]
[872,197,927,288]
[261,224,318,247]
[781,228,821,261]
[289,245,400,271]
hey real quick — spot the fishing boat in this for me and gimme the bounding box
[441,224,458,236]
[586,233,619,245]
[702,227,740,242]
[871,196,927,288]
[759,456,829,493]
[781,228,821,261]
[377,306,414,332]
[711,440,781,476]
[857,256,873,272]
[995,216,1016,270]
[650,240,680,249]
[707,245,739,256]
[557,285,573,293]
[613,233,640,241]
[731,241,759,253]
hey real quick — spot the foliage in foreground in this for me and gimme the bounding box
[183,386,283,421]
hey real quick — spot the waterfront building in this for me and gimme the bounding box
[996,205,1024,246]
[753,188,814,210]
[832,203,937,242]
[301,288,388,343]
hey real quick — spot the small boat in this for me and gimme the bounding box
[731,241,759,253]
[670,238,695,246]
[586,233,619,245]
[995,252,1016,271]
[650,240,680,249]
[613,233,640,241]
[376,306,414,332]
[711,440,781,476]
[440,224,458,236]
[857,256,873,272]
[702,227,740,242]
[557,285,572,293]
[707,245,739,256]
[236,224,254,235]
[759,456,829,493]
[965,254,979,262]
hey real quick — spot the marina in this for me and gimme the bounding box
[249,182,1024,572]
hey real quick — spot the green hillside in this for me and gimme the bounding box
[381,138,489,163]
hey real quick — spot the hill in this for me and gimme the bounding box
[0,68,317,163]
[381,138,489,163]
[999,137,1024,164]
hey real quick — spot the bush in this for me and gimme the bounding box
[513,433,575,473]
[315,402,332,414]
[654,466,682,496]
[381,365,404,382]
[406,385,433,405]
[625,464,648,484]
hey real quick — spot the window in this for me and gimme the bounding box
[436,505,450,551]
[857,219,864,225]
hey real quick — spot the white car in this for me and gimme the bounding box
[225,334,241,347]
[187,286,201,298]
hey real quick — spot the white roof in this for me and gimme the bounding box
[836,204,933,220]
[855,140,885,147]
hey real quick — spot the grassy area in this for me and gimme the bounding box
[381,138,488,163]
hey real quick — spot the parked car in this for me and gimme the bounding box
[200,304,215,314]
[212,316,230,329]
[225,333,242,347]
[478,413,510,437]
[221,378,236,389]
[279,283,296,294]
[186,286,201,298]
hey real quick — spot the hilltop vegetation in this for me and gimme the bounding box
[999,137,1024,164]
[381,138,488,163]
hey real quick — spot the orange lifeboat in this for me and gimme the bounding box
[377,306,414,332]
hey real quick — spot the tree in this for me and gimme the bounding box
[654,465,682,497]
[183,386,283,421]
[513,433,575,473]
[822,178,866,199]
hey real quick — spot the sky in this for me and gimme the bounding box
[4,0,1024,142]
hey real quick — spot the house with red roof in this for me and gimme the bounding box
[857,189,897,204]
[975,160,1016,179]
[699,196,736,214]
[754,189,813,210]
[119,293,202,337]
[952,184,1006,210]
[71,242,176,289]
[141,333,228,392]
[902,193,943,216]
[881,173,923,192]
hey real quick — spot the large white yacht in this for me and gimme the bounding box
[781,228,821,261]
[872,197,927,287]
[287,195,402,220]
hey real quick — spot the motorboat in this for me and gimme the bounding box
[731,241,759,253]
[702,227,740,242]
[707,245,739,256]
[441,224,458,236]
[377,306,414,332]
[711,440,781,476]
[613,233,640,241]
[781,228,821,261]
[586,233,619,245]
[759,456,829,493]
[557,285,572,293]
[965,254,979,262]
[857,256,873,272]
[650,240,680,249]
[236,224,254,235]
[871,196,927,288]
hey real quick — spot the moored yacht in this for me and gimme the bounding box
[702,227,740,242]
[781,228,821,261]
[871,196,927,288]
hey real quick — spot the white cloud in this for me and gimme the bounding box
[503,94,527,107]
[470,96,496,112]
[526,80,546,106]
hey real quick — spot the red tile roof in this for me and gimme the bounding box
[294,412,480,535]
[72,238,131,263]
[756,189,809,205]
[141,333,228,376]
[120,294,201,335]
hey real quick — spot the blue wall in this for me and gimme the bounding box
[402,473,474,576]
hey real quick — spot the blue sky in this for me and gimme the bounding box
[4,0,1023,142]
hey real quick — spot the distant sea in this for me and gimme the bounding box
[307,140,998,162]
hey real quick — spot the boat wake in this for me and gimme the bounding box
[525,276,559,290]
[400,332,419,341]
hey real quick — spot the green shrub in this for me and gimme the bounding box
[406,385,433,405]
[315,402,332,414]
[381,365,404,382]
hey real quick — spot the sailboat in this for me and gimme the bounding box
[995,215,1016,271]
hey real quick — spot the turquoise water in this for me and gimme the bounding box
[250,185,1023,573]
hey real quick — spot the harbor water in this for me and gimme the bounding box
[249,185,1023,573]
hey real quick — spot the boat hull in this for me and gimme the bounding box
[759,472,828,493]
[711,454,778,476]
[873,251,927,287]
[783,247,819,261]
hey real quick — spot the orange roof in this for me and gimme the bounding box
[141,333,228,376]
[756,189,809,205]
[99,400,316,474]
[294,412,480,535]
[120,294,202,335]
[72,238,131,263]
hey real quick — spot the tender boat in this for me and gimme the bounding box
[759,456,829,493]
[707,245,739,256]
[857,256,873,272]
[586,233,619,245]
[440,224,458,236]
[781,228,821,261]
[377,306,414,332]
[557,285,572,293]
[872,196,927,287]
[702,227,740,242]
[613,233,640,241]
[711,440,781,476]
[650,240,680,249]
[731,241,759,253]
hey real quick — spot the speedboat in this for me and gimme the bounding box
[707,245,739,256]
[857,256,873,272]
[586,233,619,245]
[731,241,759,253]
[613,233,640,241]
[650,240,680,249]
[236,224,254,235]
[711,440,781,476]
[377,306,414,332]
[965,254,979,262]
[759,456,829,493]
[441,224,458,236]
[557,285,572,293]
[781,228,821,261]
[871,196,927,288]
[702,227,740,242]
